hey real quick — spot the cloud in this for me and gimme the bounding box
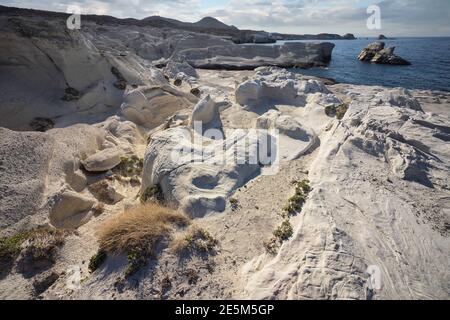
[1,0,449,36]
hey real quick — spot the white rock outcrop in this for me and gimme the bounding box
[174,42,335,70]
[189,95,222,132]
[242,83,450,300]
[120,86,197,128]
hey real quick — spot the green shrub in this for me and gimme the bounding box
[114,156,143,178]
[283,179,311,216]
[336,103,349,120]
[1,227,68,272]
[273,220,293,241]
[140,185,163,204]
[88,250,107,272]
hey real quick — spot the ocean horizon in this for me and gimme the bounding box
[267,37,450,92]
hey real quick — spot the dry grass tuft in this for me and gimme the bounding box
[99,203,189,255]
[171,225,218,255]
[96,203,190,277]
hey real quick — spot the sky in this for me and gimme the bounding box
[1,0,449,36]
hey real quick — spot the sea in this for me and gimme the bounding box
[271,38,450,92]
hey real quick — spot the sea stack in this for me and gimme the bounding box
[358,42,411,65]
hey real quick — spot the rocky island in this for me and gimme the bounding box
[0,5,449,301]
[358,42,411,65]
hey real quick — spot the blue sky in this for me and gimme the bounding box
[1,0,449,36]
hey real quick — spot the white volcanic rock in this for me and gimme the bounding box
[373,88,423,111]
[141,127,261,217]
[49,190,95,229]
[82,148,123,172]
[174,42,335,70]
[164,61,198,79]
[236,79,298,106]
[299,79,331,94]
[242,85,450,300]
[235,69,329,107]
[0,117,144,234]
[120,86,197,128]
[141,69,329,217]
[189,95,222,132]
[255,110,318,161]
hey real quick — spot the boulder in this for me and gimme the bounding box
[189,95,222,131]
[49,190,95,228]
[120,86,196,128]
[82,148,123,172]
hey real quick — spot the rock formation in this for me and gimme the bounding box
[175,42,335,70]
[0,5,449,302]
[358,42,411,65]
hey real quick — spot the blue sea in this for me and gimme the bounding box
[276,38,450,92]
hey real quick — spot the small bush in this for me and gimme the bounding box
[0,230,33,272]
[264,220,294,255]
[113,156,143,178]
[324,103,349,120]
[88,250,107,272]
[98,203,189,277]
[273,220,293,241]
[140,185,163,204]
[336,103,349,120]
[1,227,68,270]
[172,226,218,255]
[283,179,311,216]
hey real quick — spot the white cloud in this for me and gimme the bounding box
[1,0,449,36]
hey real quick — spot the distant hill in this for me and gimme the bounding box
[193,17,237,30]
[0,5,356,43]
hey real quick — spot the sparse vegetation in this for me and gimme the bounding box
[0,230,33,273]
[336,103,349,120]
[0,226,69,276]
[172,226,218,255]
[282,179,311,216]
[265,179,311,254]
[264,220,294,255]
[88,180,113,204]
[273,220,294,240]
[97,203,189,277]
[62,87,80,101]
[190,87,201,97]
[113,156,143,178]
[140,184,164,204]
[324,102,349,120]
[88,250,107,272]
